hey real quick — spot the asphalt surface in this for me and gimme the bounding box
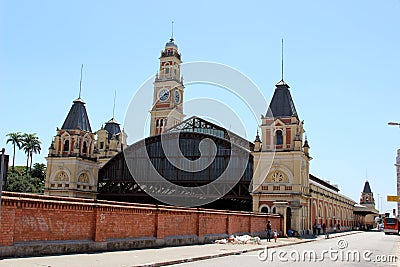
[0,231,394,267]
[176,231,400,267]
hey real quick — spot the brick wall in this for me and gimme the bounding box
[0,192,282,255]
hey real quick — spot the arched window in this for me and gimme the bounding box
[63,140,69,152]
[261,206,269,213]
[276,130,283,145]
[272,207,276,214]
[164,63,170,74]
[82,141,87,154]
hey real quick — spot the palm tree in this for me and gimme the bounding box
[21,133,41,174]
[6,132,23,172]
[29,139,41,172]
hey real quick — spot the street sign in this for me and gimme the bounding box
[387,195,400,202]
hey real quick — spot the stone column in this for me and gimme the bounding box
[290,206,301,234]
[252,193,260,212]
[273,201,289,237]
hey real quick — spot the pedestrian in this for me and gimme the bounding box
[266,220,272,242]
[322,223,326,235]
[273,230,278,242]
[312,221,317,236]
[317,222,321,235]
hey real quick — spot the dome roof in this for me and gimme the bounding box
[104,118,121,140]
[165,38,178,49]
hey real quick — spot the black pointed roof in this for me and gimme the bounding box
[104,118,121,140]
[362,181,372,193]
[265,80,298,118]
[61,98,92,132]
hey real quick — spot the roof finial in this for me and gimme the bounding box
[112,90,116,119]
[79,64,83,99]
[281,38,284,81]
[171,21,174,41]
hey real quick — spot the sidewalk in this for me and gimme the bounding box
[0,231,362,267]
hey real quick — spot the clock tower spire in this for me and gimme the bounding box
[150,35,185,136]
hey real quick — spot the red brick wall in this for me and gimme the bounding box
[199,213,227,236]
[13,207,95,243]
[0,192,282,246]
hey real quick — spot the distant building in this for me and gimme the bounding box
[354,181,379,228]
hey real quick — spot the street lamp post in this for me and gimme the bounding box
[388,122,400,219]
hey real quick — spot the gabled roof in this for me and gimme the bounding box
[362,181,372,193]
[61,98,92,132]
[166,116,254,151]
[265,80,298,118]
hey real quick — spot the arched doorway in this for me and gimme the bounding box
[286,207,292,230]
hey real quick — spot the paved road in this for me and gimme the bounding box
[177,232,400,267]
[0,232,397,266]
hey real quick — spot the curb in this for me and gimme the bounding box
[134,231,363,267]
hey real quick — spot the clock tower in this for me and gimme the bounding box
[150,37,185,136]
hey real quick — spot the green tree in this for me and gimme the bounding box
[6,172,44,193]
[29,139,41,173]
[21,133,41,174]
[31,163,46,179]
[6,132,23,172]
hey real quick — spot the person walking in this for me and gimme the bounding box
[266,221,272,242]
[317,222,321,235]
[273,230,278,242]
[312,221,317,236]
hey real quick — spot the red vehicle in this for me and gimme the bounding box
[383,217,399,235]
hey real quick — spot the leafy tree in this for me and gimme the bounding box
[6,132,23,172]
[30,163,46,179]
[6,172,44,193]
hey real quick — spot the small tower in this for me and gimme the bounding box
[150,33,185,136]
[303,135,310,157]
[96,117,127,167]
[44,97,98,198]
[254,129,262,152]
[360,180,375,208]
[251,40,312,235]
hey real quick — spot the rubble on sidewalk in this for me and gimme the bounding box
[214,235,261,245]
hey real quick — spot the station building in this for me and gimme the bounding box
[44,37,377,235]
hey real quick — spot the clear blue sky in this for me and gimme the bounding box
[1,0,399,213]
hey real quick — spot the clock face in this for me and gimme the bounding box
[174,90,180,103]
[158,89,170,101]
